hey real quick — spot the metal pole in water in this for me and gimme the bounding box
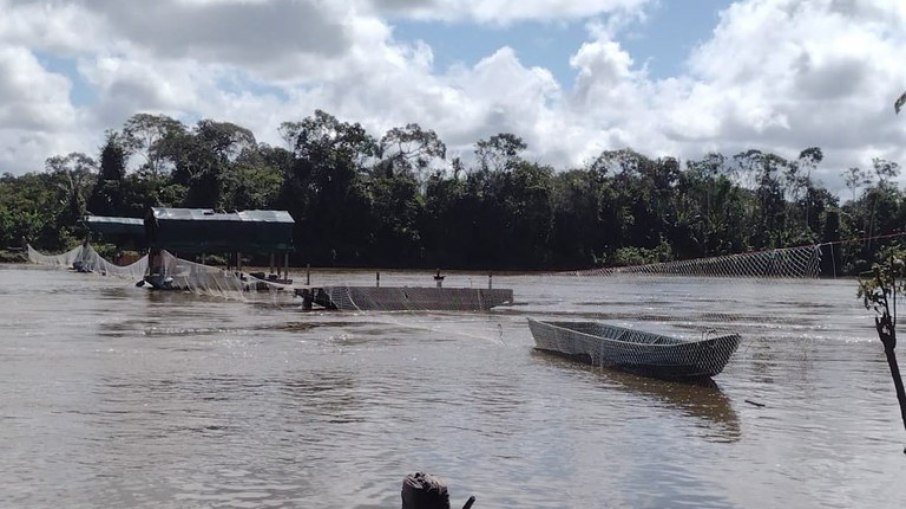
[306,263,311,285]
[376,271,380,288]
[488,272,493,289]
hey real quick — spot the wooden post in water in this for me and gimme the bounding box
[434,269,445,288]
[306,263,311,285]
[283,251,289,281]
[488,272,493,290]
[376,271,381,288]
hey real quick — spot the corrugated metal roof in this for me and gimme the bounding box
[150,208,294,223]
[147,208,295,252]
[84,215,146,238]
[85,215,145,226]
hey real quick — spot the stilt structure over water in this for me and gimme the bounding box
[143,207,295,290]
[36,208,515,311]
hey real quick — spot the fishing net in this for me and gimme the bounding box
[27,244,86,269]
[524,242,856,375]
[144,250,294,301]
[28,244,148,281]
[573,244,823,279]
[135,245,822,312]
[528,319,741,378]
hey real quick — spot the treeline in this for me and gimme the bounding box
[1,110,905,273]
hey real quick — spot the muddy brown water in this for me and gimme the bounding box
[1,265,904,508]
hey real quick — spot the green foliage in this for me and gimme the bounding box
[858,245,906,316]
[87,131,129,216]
[5,110,905,271]
[608,239,673,267]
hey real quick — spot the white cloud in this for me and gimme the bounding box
[366,0,652,25]
[0,45,90,173]
[0,47,76,130]
[675,0,906,188]
[1,0,905,197]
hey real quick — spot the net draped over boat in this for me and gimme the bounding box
[28,244,148,281]
[528,320,741,378]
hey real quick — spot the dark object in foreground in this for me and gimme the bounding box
[528,318,741,380]
[401,472,475,509]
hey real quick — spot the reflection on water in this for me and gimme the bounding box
[1,267,905,508]
[532,351,741,442]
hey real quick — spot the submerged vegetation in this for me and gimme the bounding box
[2,111,905,272]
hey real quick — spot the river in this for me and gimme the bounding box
[1,265,904,508]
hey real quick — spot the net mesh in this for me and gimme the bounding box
[573,244,822,279]
[27,244,85,269]
[28,244,148,281]
[528,320,742,378]
[145,250,294,301]
[26,242,829,337]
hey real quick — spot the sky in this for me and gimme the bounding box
[1,0,905,194]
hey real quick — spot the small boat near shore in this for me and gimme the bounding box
[527,318,741,380]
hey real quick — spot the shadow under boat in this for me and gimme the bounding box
[531,350,741,442]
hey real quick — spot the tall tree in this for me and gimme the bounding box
[122,113,187,178]
[377,123,446,181]
[475,133,526,173]
[278,110,377,264]
[176,119,258,209]
[44,152,97,244]
[87,130,129,216]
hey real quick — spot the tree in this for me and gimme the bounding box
[475,133,526,173]
[858,247,906,452]
[122,113,187,178]
[872,158,901,189]
[177,119,258,209]
[278,111,377,264]
[87,130,129,216]
[377,123,446,181]
[45,152,97,228]
[843,166,871,203]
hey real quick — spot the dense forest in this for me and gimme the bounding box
[1,111,904,273]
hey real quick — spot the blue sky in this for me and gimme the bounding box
[392,0,729,85]
[1,0,905,193]
[31,1,732,108]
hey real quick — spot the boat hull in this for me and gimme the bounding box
[528,319,740,380]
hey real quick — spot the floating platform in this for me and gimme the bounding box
[294,286,514,311]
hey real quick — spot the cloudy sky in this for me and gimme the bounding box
[1,0,905,193]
